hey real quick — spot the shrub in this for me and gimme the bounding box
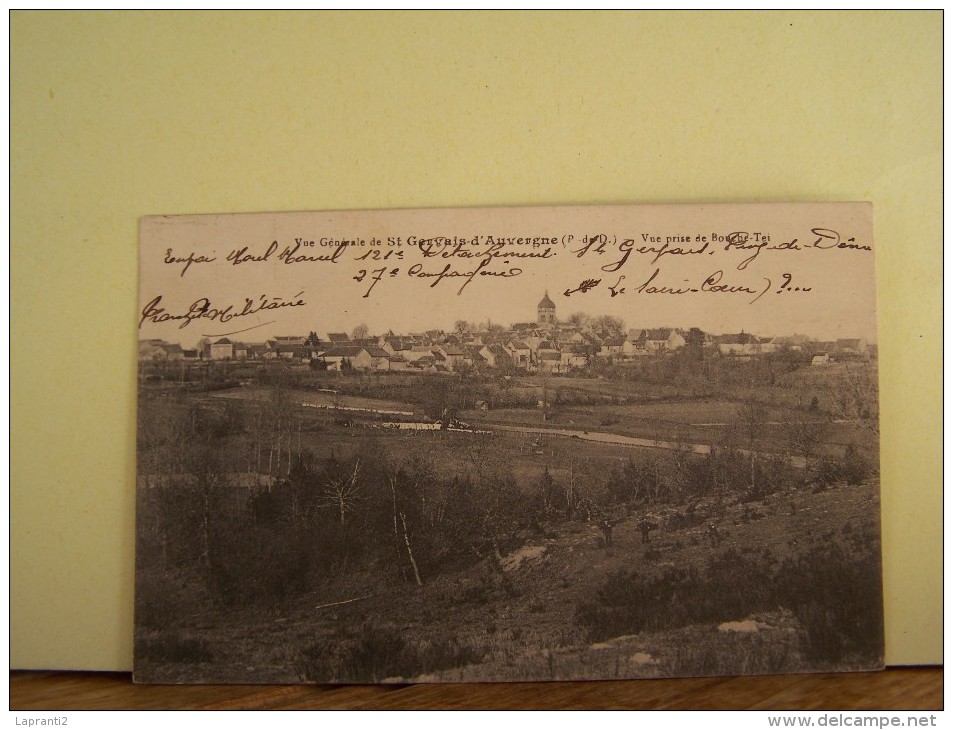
[136,634,214,665]
[577,538,883,667]
[135,568,209,631]
[773,540,884,664]
[209,525,316,608]
[297,622,481,682]
[841,445,871,485]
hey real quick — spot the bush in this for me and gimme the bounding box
[814,445,872,489]
[209,525,317,607]
[135,568,209,630]
[841,445,871,485]
[136,634,214,665]
[576,566,701,641]
[297,621,482,682]
[774,538,884,664]
[577,538,883,667]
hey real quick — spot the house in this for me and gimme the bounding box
[138,340,185,361]
[641,328,686,353]
[756,337,778,355]
[537,351,562,373]
[245,343,272,360]
[317,346,390,371]
[380,337,411,357]
[536,340,559,362]
[560,348,588,370]
[462,345,489,369]
[411,354,436,369]
[404,345,440,363]
[138,339,165,360]
[327,332,350,344]
[141,340,190,361]
[507,340,533,368]
[623,330,647,357]
[387,355,411,372]
[717,332,760,356]
[482,344,513,370]
[160,343,184,360]
[771,334,811,352]
[811,353,831,366]
[209,337,234,360]
[835,338,869,358]
[600,336,625,358]
[365,346,392,370]
[437,346,465,370]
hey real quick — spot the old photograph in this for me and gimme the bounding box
[134,203,882,683]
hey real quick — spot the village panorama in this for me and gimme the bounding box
[135,292,883,683]
[140,292,872,375]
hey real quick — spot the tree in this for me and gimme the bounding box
[829,362,880,436]
[567,312,590,328]
[577,339,601,366]
[389,475,423,586]
[351,323,369,340]
[454,320,470,334]
[593,314,625,339]
[783,411,829,469]
[320,459,362,524]
[737,401,769,496]
[305,331,322,347]
[684,327,705,348]
[684,327,706,363]
[421,379,458,425]
[537,466,559,514]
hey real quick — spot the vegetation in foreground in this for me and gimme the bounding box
[135,362,882,683]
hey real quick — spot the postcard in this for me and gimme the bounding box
[134,203,882,683]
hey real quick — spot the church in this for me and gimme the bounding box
[537,291,556,326]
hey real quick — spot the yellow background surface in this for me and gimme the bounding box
[11,11,941,670]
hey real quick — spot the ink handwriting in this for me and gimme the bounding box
[164,248,216,277]
[139,292,307,330]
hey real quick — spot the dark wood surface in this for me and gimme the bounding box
[10,667,942,710]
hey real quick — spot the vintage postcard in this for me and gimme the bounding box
[135,203,882,683]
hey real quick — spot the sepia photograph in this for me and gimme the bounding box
[134,204,882,683]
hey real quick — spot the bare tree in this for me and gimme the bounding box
[320,459,362,524]
[567,312,590,328]
[737,401,769,493]
[351,323,369,340]
[389,475,423,586]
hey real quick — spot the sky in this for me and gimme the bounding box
[137,205,878,348]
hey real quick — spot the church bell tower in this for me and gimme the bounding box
[537,291,556,326]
